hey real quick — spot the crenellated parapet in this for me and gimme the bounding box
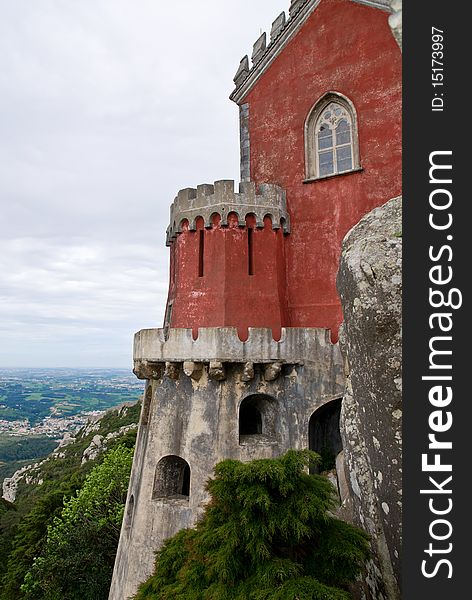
[230,0,392,104]
[166,180,290,246]
[133,327,341,379]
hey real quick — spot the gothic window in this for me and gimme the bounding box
[305,94,360,180]
[152,455,190,501]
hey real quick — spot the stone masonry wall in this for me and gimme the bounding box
[109,327,344,600]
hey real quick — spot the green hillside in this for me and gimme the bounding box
[0,401,141,600]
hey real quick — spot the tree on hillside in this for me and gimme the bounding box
[20,445,134,600]
[134,450,369,600]
[1,478,82,600]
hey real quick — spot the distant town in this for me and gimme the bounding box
[0,368,144,437]
[0,412,105,437]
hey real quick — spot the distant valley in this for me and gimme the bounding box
[0,368,144,482]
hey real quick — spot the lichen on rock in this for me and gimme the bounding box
[337,196,402,600]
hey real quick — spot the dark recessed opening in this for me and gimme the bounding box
[141,385,152,426]
[125,494,135,530]
[164,302,173,329]
[248,227,254,275]
[153,455,191,501]
[238,394,277,445]
[239,402,262,435]
[198,230,204,277]
[181,463,190,497]
[309,398,343,474]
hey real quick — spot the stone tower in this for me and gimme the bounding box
[109,2,401,598]
[108,180,345,600]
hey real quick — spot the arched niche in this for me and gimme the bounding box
[308,398,343,475]
[152,455,190,501]
[239,394,277,445]
[141,384,152,426]
[125,494,135,530]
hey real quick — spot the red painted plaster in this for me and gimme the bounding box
[166,0,401,341]
[167,213,288,340]
[245,0,402,338]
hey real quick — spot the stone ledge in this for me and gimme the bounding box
[133,327,340,365]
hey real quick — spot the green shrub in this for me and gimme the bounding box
[135,450,369,600]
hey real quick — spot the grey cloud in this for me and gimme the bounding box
[0,0,288,366]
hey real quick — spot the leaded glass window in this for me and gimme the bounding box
[316,103,353,177]
[304,93,360,180]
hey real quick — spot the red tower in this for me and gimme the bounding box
[165,181,290,340]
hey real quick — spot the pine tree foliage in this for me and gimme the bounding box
[135,450,369,600]
[20,445,134,600]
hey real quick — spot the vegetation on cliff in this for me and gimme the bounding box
[134,450,370,600]
[0,436,59,482]
[1,421,369,600]
[21,445,133,600]
[0,402,140,600]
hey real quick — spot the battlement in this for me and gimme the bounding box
[166,180,290,246]
[134,327,339,366]
[230,0,392,104]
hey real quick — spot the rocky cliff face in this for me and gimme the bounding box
[336,196,402,600]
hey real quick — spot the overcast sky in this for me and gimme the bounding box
[0,0,289,368]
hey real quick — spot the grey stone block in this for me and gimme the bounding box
[233,55,249,86]
[252,32,266,64]
[270,12,286,41]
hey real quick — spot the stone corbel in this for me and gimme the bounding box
[183,361,203,381]
[133,360,164,381]
[241,361,255,382]
[209,361,226,381]
[164,362,180,380]
[264,362,283,381]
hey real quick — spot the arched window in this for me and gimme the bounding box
[305,93,360,180]
[239,394,277,444]
[152,455,190,501]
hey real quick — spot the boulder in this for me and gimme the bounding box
[337,196,402,600]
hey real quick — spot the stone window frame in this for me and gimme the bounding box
[304,92,361,182]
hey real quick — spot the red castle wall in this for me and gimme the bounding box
[244,0,402,338]
[166,0,401,341]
